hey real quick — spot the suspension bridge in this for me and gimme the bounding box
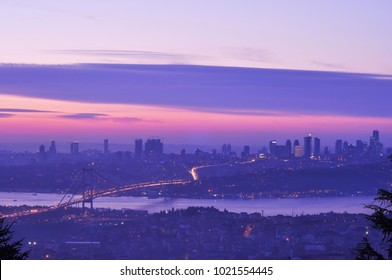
[3,168,191,218]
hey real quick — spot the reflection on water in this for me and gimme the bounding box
[0,192,373,216]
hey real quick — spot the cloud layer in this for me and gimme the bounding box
[0,108,57,113]
[59,113,108,119]
[47,49,204,64]
[0,113,13,118]
[0,63,392,119]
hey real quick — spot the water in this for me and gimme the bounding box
[0,192,374,216]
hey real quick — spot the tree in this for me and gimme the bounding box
[0,218,29,260]
[354,155,392,259]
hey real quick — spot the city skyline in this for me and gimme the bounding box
[5,129,388,156]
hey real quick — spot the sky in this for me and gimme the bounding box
[0,1,392,149]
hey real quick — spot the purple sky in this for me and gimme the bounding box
[1,64,392,118]
[0,1,391,148]
[0,64,391,148]
[1,1,392,73]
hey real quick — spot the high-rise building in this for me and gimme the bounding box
[335,139,343,157]
[369,130,383,156]
[49,140,56,155]
[144,138,163,157]
[347,144,355,159]
[294,146,302,158]
[342,141,349,157]
[314,137,320,157]
[269,140,277,158]
[70,141,79,154]
[275,145,286,158]
[356,140,365,157]
[285,140,292,158]
[104,139,109,154]
[304,134,312,158]
[293,139,302,158]
[373,130,379,141]
[222,144,227,157]
[268,140,290,159]
[221,143,232,157]
[39,144,46,160]
[135,139,143,158]
[369,136,378,156]
[241,145,250,158]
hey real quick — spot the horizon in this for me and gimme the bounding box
[0,128,390,154]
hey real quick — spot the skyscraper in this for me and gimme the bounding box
[314,137,320,157]
[373,130,379,141]
[222,144,227,157]
[227,144,232,156]
[324,146,330,156]
[144,138,163,157]
[347,144,355,159]
[70,141,79,154]
[104,139,109,154]
[135,139,143,158]
[335,139,343,158]
[241,145,250,158]
[285,139,292,158]
[293,139,301,157]
[212,148,217,158]
[356,140,364,157]
[369,130,383,156]
[275,145,286,158]
[269,140,277,158]
[49,140,56,155]
[304,134,312,158]
[343,141,349,155]
[39,144,46,160]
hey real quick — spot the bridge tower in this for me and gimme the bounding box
[82,168,94,211]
